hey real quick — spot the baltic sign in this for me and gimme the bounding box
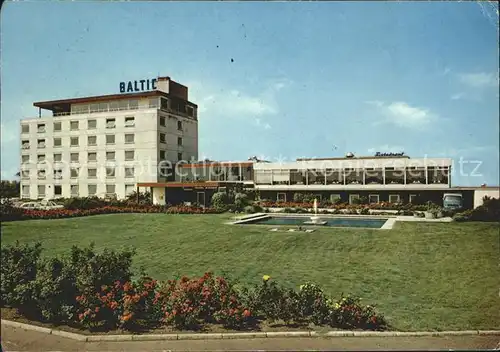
[120,79,157,93]
[375,152,405,157]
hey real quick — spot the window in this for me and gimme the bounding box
[90,103,99,113]
[160,98,168,110]
[125,150,134,161]
[159,133,166,143]
[330,194,341,203]
[70,153,79,162]
[22,140,30,149]
[106,118,116,129]
[125,184,135,195]
[88,136,97,146]
[37,124,46,133]
[177,120,182,131]
[88,168,97,178]
[186,106,194,117]
[70,168,79,178]
[71,185,79,196]
[21,124,29,133]
[178,152,182,161]
[54,169,63,179]
[98,102,108,112]
[54,138,62,147]
[277,193,287,203]
[409,194,417,204]
[160,150,166,160]
[389,194,400,204]
[148,97,158,108]
[22,155,29,163]
[125,167,135,178]
[368,194,380,204]
[37,154,45,162]
[125,134,134,144]
[106,184,115,195]
[106,134,115,145]
[37,139,46,148]
[106,167,115,178]
[22,185,30,197]
[177,137,182,146]
[88,184,97,196]
[37,169,46,180]
[129,99,139,110]
[88,152,97,162]
[70,137,79,147]
[118,100,128,110]
[88,119,97,129]
[106,151,115,161]
[109,101,119,111]
[53,153,62,162]
[37,185,46,198]
[54,185,62,196]
[125,117,135,127]
[70,121,79,131]
[53,122,62,132]
[21,170,30,179]
[160,117,166,126]
[349,194,360,205]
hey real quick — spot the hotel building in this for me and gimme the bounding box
[19,77,198,200]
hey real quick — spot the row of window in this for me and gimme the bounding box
[21,134,184,149]
[22,150,183,164]
[22,116,186,135]
[22,150,137,163]
[275,193,415,204]
[22,166,136,179]
[21,134,135,149]
[22,117,136,134]
[70,98,157,114]
[22,184,134,198]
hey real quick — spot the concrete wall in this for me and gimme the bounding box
[474,189,500,208]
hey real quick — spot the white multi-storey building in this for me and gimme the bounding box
[19,76,198,200]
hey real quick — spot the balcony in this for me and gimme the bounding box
[37,127,46,133]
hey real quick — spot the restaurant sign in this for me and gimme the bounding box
[375,152,405,157]
[120,79,157,93]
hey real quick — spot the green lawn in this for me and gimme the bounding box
[1,214,499,331]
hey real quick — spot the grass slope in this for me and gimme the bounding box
[2,214,499,331]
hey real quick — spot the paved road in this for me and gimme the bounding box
[1,325,499,351]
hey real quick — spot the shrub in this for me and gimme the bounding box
[359,207,370,215]
[1,241,42,314]
[252,204,263,213]
[234,193,249,211]
[33,257,78,323]
[297,283,329,324]
[293,193,304,203]
[211,192,229,212]
[126,191,152,206]
[327,294,387,330]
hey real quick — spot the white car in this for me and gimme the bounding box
[18,202,43,210]
[39,200,64,210]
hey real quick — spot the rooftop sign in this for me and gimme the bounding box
[120,79,157,93]
[375,152,405,157]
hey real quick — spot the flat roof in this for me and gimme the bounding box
[33,90,197,112]
[180,161,255,168]
[297,156,411,161]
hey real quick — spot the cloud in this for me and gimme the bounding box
[366,101,437,128]
[458,72,498,88]
[450,92,465,100]
[367,145,405,154]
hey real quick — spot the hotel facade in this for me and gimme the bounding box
[19,78,498,208]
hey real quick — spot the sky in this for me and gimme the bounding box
[1,1,499,186]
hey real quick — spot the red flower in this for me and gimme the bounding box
[243,309,251,317]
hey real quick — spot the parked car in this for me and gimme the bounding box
[18,202,42,210]
[39,200,64,210]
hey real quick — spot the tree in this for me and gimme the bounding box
[0,180,20,199]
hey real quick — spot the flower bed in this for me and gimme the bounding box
[258,201,427,212]
[1,242,388,333]
[0,205,220,222]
